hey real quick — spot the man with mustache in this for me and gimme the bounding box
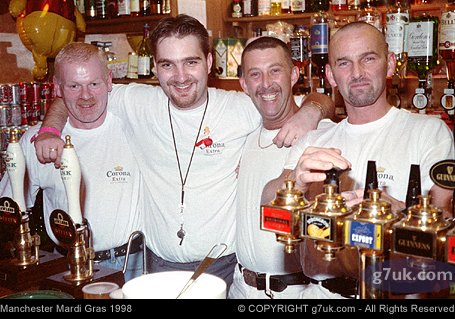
[264,22,454,298]
[229,36,333,299]
[32,15,334,289]
[0,42,145,281]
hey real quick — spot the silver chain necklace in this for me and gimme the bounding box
[167,93,209,246]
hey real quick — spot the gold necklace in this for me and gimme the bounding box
[257,126,274,149]
[168,93,209,246]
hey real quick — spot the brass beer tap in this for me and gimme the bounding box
[303,169,351,261]
[260,180,308,254]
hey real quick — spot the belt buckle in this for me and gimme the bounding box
[256,274,287,293]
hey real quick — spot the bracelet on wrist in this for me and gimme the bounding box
[30,127,62,143]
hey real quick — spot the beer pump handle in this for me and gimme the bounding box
[324,168,341,191]
[363,160,378,199]
[405,164,421,209]
[60,135,83,225]
[6,130,26,212]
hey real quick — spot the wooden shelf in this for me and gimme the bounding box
[84,14,172,34]
[113,78,159,85]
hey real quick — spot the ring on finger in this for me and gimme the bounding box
[49,147,57,152]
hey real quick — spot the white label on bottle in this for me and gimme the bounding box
[407,21,434,58]
[137,56,150,76]
[440,11,455,50]
[385,13,409,55]
[130,0,140,12]
[118,0,131,15]
[215,39,227,78]
[259,0,271,15]
[291,0,303,12]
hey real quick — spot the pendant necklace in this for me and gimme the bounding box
[257,126,274,149]
[168,93,209,246]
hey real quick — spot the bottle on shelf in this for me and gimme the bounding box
[130,0,140,16]
[163,0,171,14]
[95,0,108,19]
[407,12,439,113]
[117,0,132,16]
[439,0,455,115]
[331,0,348,11]
[243,0,259,16]
[310,2,331,96]
[85,0,97,20]
[137,23,153,79]
[289,25,312,95]
[141,0,151,16]
[232,0,243,18]
[290,0,304,13]
[271,0,282,15]
[281,0,290,13]
[348,0,361,11]
[258,0,271,16]
[385,0,410,80]
[356,0,383,32]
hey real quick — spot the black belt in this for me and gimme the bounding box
[239,264,357,298]
[94,236,143,261]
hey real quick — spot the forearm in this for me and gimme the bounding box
[300,92,335,122]
[42,97,68,131]
[261,170,291,205]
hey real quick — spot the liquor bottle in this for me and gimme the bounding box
[281,0,290,13]
[332,0,348,11]
[243,0,258,16]
[291,0,304,13]
[357,0,382,32]
[141,0,151,16]
[258,0,271,15]
[117,0,131,16]
[289,25,311,94]
[271,1,282,15]
[163,0,171,14]
[96,0,108,19]
[407,13,439,113]
[106,0,118,18]
[385,0,410,78]
[130,0,140,16]
[310,7,331,95]
[407,13,439,81]
[137,24,153,79]
[232,0,243,18]
[348,0,361,10]
[439,0,455,86]
[85,0,97,20]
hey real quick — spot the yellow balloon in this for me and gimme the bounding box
[10,0,86,81]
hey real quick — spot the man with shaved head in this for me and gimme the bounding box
[264,22,454,298]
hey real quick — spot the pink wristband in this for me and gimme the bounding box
[30,127,62,143]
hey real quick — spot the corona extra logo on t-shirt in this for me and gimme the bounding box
[106,165,131,183]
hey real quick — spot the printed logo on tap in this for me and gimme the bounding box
[430,160,455,190]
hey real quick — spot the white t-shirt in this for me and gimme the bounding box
[0,112,144,251]
[236,126,302,275]
[285,107,455,200]
[107,83,260,262]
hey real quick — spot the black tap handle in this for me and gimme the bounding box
[363,160,378,199]
[405,164,421,208]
